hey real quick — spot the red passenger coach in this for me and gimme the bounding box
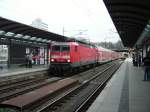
[97,47,112,63]
[49,40,98,75]
[97,46,120,63]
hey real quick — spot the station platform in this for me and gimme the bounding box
[0,65,49,78]
[87,58,150,112]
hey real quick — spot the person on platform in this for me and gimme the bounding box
[138,54,142,67]
[25,54,29,68]
[143,53,150,81]
[28,53,32,68]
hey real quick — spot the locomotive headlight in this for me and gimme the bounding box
[67,59,70,62]
[51,59,54,62]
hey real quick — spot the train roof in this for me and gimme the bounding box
[51,42,78,46]
[52,38,96,47]
[97,46,115,52]
[66,38,96,47]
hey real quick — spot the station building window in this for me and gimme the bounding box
[28,47,48,65]
[0,45,8,68]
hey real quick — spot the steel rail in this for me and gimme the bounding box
[0,77,60,103]
[36,61,122,112]
[75,62,122,112]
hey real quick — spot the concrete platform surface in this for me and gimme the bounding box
[0,65,48,78]
[87,58,150,112]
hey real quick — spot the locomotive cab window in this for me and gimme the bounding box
[52,45,60,52]
[52,45,70,52]
[62,45,70,52]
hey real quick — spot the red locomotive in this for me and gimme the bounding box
[49,39,120,75]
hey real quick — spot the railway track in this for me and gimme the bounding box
[36,61,122,112]
[0,60,123,112]
[0,63,100,103]
[0,74,60,103]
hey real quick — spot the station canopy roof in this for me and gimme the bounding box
[0,17,70,45]
[103,0,150,48]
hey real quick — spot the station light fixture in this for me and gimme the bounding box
[28,41,32,44]
[144,28,149,32]
[23,41,27,43]
[38,43,42,45]
[14,34,24,38]
[47,40,51,43]
[30,37,37,40]
[42,39,47,42]
[23,35,31,39]
[0,30,52,46]
[147,24,150,29]
[134,20,150,47]
[5,32,15,37]
[36,38,42,41]
[33,42,38,44]
[0,30,6,35]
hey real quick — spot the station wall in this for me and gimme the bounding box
[10,44,26,65]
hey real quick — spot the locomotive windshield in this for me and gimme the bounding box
[52,45,70,52]
[52,45,60,51]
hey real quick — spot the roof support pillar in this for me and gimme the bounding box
[46,44,50,65]
[7,39,11,68]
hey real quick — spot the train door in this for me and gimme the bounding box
[71,45,80,67]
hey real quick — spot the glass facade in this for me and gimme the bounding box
[0,45,8,67]
[0,30,52,67]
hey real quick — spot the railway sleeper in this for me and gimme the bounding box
[0,78,79,112]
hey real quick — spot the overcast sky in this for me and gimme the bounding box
[0,0,120,43]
